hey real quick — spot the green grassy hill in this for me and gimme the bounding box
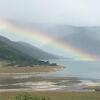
[0,35,56,67]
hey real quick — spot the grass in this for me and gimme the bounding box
[0,92,100,100]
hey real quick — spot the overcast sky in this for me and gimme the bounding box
[0,0,100,26]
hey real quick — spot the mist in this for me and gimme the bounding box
[0,0,100,26]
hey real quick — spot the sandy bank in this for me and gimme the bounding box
[0,65,64,74]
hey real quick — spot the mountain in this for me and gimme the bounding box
[2,20,100,59]
[62,32,100,56]
[15,41,59,60]
[0,35,59,60]
[0,35,57,67]
[54,26,100,57]
[30,24,100,57]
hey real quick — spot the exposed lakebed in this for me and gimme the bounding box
[0,60,100,92]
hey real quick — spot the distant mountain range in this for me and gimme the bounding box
[32,24,100,58]
[0,35,58,66]
[1,20,100,59]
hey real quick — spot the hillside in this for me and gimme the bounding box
[30,24,100,58]
[15,41,59,60]
[0,35,57,67]
[0,35,59,60]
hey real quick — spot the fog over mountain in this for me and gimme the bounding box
[29,24,100,57]
[0,35,59,60]
[1,22,100,58]
[0,0,100,59]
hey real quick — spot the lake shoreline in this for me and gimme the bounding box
[0,65,64,74]
[0,64,99,93]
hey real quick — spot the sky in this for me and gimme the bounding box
[0,0,100,60]
[0,0,100,26]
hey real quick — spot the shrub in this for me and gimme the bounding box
[14,94,34,100]
[14,93,50,100]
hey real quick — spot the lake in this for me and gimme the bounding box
[49,60,100,80]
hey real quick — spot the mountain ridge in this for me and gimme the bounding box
[0,35,58,67]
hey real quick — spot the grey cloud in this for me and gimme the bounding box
[0,0,100,26]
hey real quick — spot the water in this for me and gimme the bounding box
[49,60,100,80]
[0,60,100,91]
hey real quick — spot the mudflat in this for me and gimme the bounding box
[0,65,64,73]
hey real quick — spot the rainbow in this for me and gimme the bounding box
[0,20,99,61]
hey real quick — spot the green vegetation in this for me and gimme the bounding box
[0,40,56,67]
[0,92,100,100]
[14,93,48,100]
[0,35,58,67]
[14,94,34,100]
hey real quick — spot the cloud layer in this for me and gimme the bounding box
[0,0,100,26]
